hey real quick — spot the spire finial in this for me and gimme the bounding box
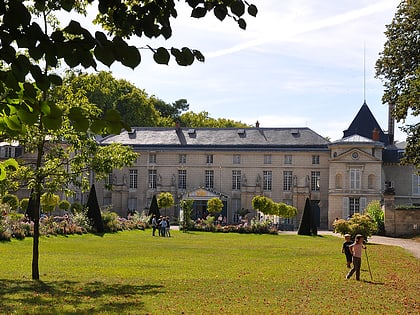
[363,42,366,103]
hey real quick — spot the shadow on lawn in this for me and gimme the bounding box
[0,279,164,314]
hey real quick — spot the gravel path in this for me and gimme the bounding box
[281,231,420,259]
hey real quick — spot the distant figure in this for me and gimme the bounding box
[151,215,158,236]
[160,217,167,237]
[342,234,353,268]
[346,234,366,281]
[165,217,171,237]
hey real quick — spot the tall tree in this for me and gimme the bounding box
[0,0,257,280]
[57,71,160,127]
[375,0,420,168]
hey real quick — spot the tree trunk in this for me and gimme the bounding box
[32,139,44,280]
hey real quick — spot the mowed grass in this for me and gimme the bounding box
[0,230,418,315]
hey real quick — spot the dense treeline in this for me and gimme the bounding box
[55,71,250,129]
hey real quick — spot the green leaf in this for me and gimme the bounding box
[181,47,194,66]
[0,164,6,181]
[90,119,107,134]
[248,4,258,17]
[49,74,63,86]
[4,115,22,131]
[104,109,121,122]
[214,5,227,21]
[61,0,75,12]
[120,46,141,69]
[72,116,89,132]
[68,107,85,121]
[94,45,115,67]
[231,1,245,17]
[153,47,170,65]
[191,7,207,18]
[3,158,18,171]
[193,50,205,62]
[43,116,62,130]
[238,18,246,30]
[63,20,84,35]
[17,108,38,125]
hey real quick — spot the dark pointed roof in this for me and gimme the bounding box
[343,102,390,145]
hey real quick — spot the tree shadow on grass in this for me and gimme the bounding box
[0,279,164,314]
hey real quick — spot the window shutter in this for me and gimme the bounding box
[342,197,349,218]
[360,197,367,213]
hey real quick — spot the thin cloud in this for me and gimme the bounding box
[206,1,397,58]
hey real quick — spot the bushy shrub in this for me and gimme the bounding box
[333,213,377,240]
[102,211,121,233]
[70,202,83,214]
[365,200,385,235]
[2,194,19,212]
[72,211,91,233]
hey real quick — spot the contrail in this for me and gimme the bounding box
[206,1,397,58]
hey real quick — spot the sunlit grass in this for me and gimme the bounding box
[0,230,418,314]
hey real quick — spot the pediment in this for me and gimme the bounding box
[185,187,227,200]
[331,148,380,162]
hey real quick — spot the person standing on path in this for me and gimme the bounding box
[346,234,366,281]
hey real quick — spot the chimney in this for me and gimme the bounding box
[255,120,260,128]
[372,128,380,141]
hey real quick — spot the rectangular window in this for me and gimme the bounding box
[232,170,241,190]
[312,155,320,164]
[128,198,137,211]
[129,169,138,189]
[179,154,187,164]
[206,154,214,164]
[349,197,360,216]
[263,170,272,191]
[284,155,292,164]
[350,168,361,190]
[205,170,214,189]
[5,147,12,158]
[105,173,113,190]
[148,169,156,189]
[283,171,293,191]
[264,154,272,164]
[178,170,187,189]
[311,171,320,191]
[233,154,241,164]
[149,153,156,164]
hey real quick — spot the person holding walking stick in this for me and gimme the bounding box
[346,234,366,281]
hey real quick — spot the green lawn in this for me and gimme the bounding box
[0,230,418,314]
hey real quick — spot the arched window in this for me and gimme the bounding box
[368,174,375,189]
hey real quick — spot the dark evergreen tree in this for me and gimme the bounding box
[148,195,161,220]
[86,184,104,233]
[298,198,316,236]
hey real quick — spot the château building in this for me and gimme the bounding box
[94,102,419,230]
[1,102,419,232]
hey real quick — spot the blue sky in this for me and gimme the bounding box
[83,0,413,142]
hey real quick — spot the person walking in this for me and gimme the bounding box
[342,234,353,268]
[346,234,366,281]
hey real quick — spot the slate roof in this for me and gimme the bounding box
[343,102,390,145]
[99,127,330,151]
[331,134,384,145]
